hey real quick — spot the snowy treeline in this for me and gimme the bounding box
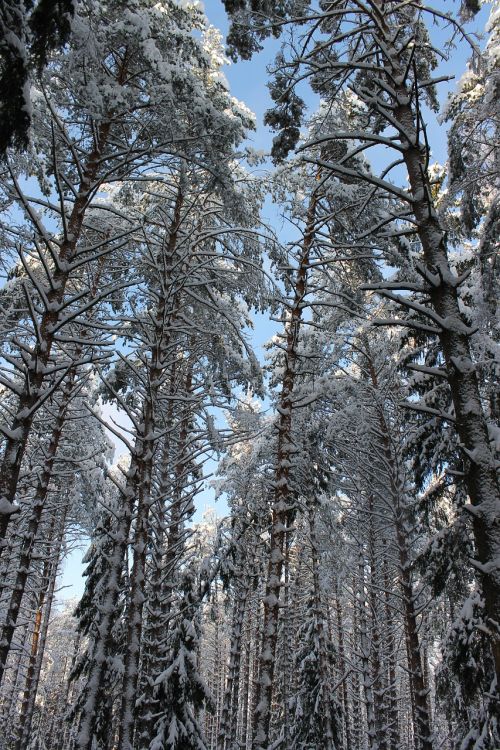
[0,1,498,749]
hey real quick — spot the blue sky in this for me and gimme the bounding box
[207,1,278,151]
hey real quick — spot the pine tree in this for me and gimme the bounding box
[223,0,500,702]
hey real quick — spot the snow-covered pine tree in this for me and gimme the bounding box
[0,0,255,552]
[222,0,500,695]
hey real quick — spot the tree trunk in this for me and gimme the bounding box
[358,546,378,750]
[382,541,400,750]
[253,191,317,750]
[116,402,156,750]
[217,578,249,750]
[14,506,66,750]
[309,504,337,750]
[374,1,500,681]
[368,494,387,750]
[239,594,253,750]
[0,368,76,684]
[135,353,179,747]
[133,360,194,750]
[334,580,352,750]
[395,514,434,750]
[0,119,112,552]
[350,576,364,750]
[55,630,82,750]
[0,618,29,748]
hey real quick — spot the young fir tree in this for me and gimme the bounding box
[69,489,127,750]
[149,568,212,750]
[289,594,339,750]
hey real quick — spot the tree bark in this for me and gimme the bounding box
[382,541,400,750]
[253,190,317,750]
[358,545,378,750]
[368,494,387,750]
[334,579,352,750]
[308,504,338,750]
[350,576,363,750]
[14,505,66,750]
[0,618,29,748]
[135,417,174,747]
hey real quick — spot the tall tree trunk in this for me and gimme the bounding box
[0,367,76,684]
[334,579,352,750]
[279,535,292,748]
[14,505,66,750]
[253,191,317,750]
[382,541,400,750]
[0,618,30,748]
[358,545,378,750]
[208,586,225,750]
[135,356,179,747]
[217,578,249,750]
[368,494,387,750]
[239,594,254,750]
[350,577,364,750]
[55,630,82,750]
[134,364,194,750]
[373,0,500,681]
[308,505,338,750]
[395,514,433,750]
[0,118,112,551]
[116,400,156,750]
[135,443,171,747]
[251,591,263,746]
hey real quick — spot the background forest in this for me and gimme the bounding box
[0,1,498,749]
